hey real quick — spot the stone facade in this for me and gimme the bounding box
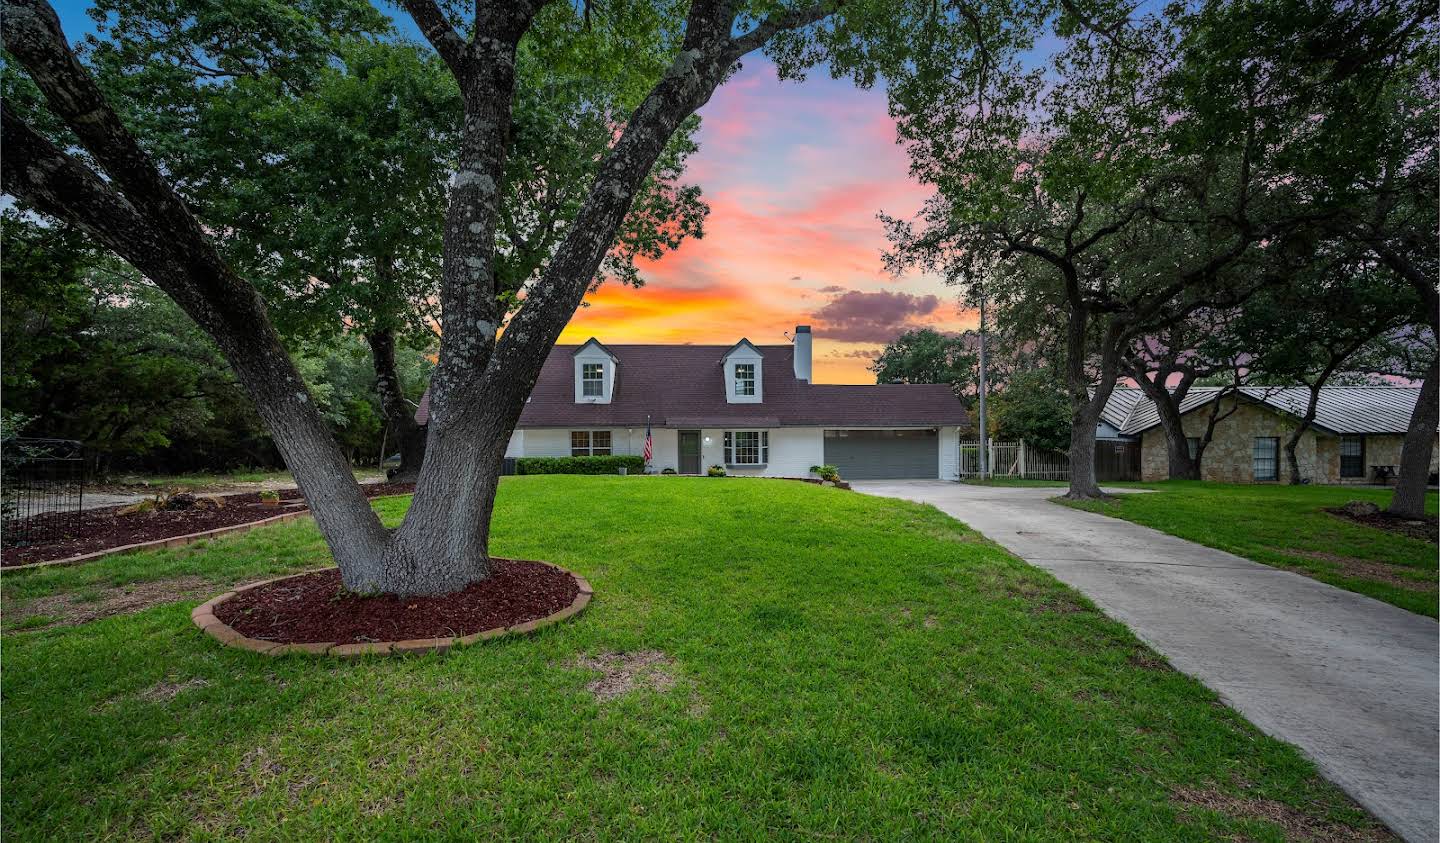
[1139,397,1439,484]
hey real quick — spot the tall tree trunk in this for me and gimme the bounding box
[367,330,426,482]
[1290,383,1319,484]
[1064,307,1119,499]
[1131,368,1201,480]
[1387,356,1437,519]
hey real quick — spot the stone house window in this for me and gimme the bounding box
[1252,437,1279,481]
[1340,435,1365,478]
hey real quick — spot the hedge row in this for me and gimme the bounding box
[514,455,646,475]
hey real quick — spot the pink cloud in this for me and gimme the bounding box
[812,289,942,343]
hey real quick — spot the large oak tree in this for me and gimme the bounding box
[2,0,857,595]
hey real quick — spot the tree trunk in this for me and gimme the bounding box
[365,387,526,594]
[1284,404,1316,485]
[367,330,426,482]
[1132,368,1201,480]
[1063,307,1116,499]
[1387,356,1437,519]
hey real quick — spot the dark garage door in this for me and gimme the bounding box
[824,429,938,480]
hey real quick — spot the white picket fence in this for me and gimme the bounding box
[958,440,1069,480]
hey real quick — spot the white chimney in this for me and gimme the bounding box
[792,325,812,382]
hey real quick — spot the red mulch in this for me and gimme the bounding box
[1325,507,1439,544]
[214,560,579,644]
[2,483,415,567]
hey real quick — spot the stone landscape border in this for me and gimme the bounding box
[190,562,592,658]
[5,494,413,572]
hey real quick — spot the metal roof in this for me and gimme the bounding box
[1100,386,1424,436]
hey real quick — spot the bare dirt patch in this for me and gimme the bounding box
[9,575,214,628]
[1324,506,1437,544]
[1128,648,1173,672]
[138,677,209,703]
[1171,785,1394,841]
[1281,550,1435,593]
[571,650,677,701]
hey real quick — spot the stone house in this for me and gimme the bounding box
[1095,386,1437,484]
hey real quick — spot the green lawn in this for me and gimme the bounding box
[1059,481,1439,617]
[1,477,1387,840]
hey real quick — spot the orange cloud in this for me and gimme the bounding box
[559,60,972,383]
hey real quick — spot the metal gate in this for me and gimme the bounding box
[2,438,87,546]
[959,440,1139,481]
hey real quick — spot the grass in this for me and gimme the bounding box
[98,467,385,491]
[1058,481,1439,618]
[1,477,1388,840]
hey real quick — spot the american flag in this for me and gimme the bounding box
[642,418,653,465]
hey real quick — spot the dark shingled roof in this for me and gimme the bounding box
[415,344,969,429]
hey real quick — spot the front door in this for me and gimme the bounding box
[678,430,701,475]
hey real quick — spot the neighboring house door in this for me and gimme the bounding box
[678,430,701,474]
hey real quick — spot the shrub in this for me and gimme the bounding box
[258,490,280,503]
[811,464,841,482]
[515,455,646,476]
[661,467,677,475]
[706,465,726,477]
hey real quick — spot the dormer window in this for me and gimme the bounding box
[582,363,604,397]
[734,363,756,396]
[573,338,617,403]
[722,339,763,404]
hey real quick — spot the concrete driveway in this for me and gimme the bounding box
[853,480,1439,843]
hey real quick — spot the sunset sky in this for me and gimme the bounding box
[555,60,975,383]
[51,2,977,383]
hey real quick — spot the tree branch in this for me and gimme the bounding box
[397,0,473,82]
[726,1,839,62]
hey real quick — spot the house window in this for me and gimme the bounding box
[724,430,768,465]
[1186,437,1199,459]
[1252,437,1279,481]
[1340,435,1365,478]
[734,363,755,396]
[581,363,604,397]
[570,430,611,456]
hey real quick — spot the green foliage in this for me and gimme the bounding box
[870,329,975,398]
[0,214,430,472]
[989,371,1072,453]
[706,465,727,477]
[514,455,645,476]
[810,464,841,482]
[0,478,1388,839]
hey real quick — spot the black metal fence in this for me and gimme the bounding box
[2,438,86,547]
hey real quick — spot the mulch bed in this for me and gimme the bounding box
[1325,507,1438,544]
[2,483,415,567]
[214,561,579,644]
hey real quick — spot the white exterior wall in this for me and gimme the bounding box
[697,427,824,477]
[512,425,961,479]
[511,427,680,472]
[514,426,825,477]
